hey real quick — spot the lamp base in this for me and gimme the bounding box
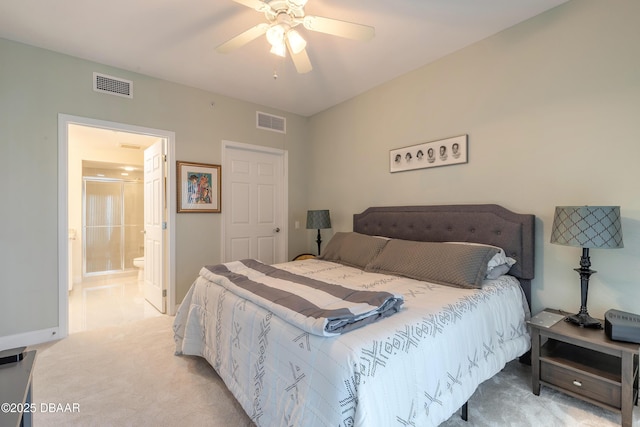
[565,312,602,329]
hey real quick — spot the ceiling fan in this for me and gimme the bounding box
[216,0,375,74]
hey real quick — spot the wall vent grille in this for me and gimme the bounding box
[93,72,133,98]
[256,111,286,133]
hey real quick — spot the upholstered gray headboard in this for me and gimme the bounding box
[353,204,535,306]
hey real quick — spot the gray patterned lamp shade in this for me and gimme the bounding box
[306,210,332,230]
[550,206,623,249]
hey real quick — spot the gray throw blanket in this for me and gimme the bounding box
[200,259,404,336]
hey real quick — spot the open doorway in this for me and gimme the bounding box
[58,115,176,336]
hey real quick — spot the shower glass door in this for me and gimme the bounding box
[83,178,143,276]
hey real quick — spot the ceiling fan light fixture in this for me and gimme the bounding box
[270,40,287,57]
[266,24,285,47]
[287,29,306,54]
[218,0,375,74]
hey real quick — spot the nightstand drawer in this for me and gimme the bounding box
[541,360,621,408]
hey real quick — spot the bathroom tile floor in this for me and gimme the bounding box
[68,272,162,334]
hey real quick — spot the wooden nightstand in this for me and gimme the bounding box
[529,309,639,427]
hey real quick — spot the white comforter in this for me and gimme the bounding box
[174,259,530,427]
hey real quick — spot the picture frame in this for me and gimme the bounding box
[177,161,221,213]
[390,134,468,173]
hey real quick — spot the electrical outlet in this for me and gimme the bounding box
[295,221,300,229]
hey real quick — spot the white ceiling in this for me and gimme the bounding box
[1,0,568,117]
[69,123,159,151]
[69,124,158,171]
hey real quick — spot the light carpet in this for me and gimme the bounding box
[30,315,638,426]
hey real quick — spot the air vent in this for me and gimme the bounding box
[93,72,133,98]
[119,143,141,150]
[257,111,286,133]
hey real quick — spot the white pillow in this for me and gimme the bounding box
[446,242,516,279]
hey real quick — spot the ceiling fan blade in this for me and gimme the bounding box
[231,0,267,11]
[303,15,375,41]
[287,42,312,74]
[216,23,270,53]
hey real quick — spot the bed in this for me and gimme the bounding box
[174,204,535,426]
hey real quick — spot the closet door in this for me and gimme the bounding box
[223,143,287,264]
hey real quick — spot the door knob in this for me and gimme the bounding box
[274,227,281,233]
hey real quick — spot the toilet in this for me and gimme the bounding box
[133,257,144,281]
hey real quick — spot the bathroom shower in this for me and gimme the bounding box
[83,176,143,276]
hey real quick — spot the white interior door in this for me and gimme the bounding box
[144,140,165,312]
[223,143,287,264]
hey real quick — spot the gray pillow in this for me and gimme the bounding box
[445,242,517,279]
[485,263,512,280]
[318,232,348,261]
[364,240,499,289]
[319,232,389,269]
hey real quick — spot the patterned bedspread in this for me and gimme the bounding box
[174,259,530,427]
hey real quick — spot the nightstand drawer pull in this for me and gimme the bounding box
[572,380,582,387]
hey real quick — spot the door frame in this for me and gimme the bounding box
[58,114,177,338]
[221,140,289,263]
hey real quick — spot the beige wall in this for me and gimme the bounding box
[0,38,311,340]
[308,0,640,317]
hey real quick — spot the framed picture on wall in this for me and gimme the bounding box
[177,161,221,213]
[390,134,468,173]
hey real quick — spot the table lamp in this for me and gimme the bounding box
[306,209,331,255]
[550,206,624,328]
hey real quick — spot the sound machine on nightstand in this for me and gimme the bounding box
[604,309,640,344]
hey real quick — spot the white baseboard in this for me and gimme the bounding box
[0,327,64,351]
